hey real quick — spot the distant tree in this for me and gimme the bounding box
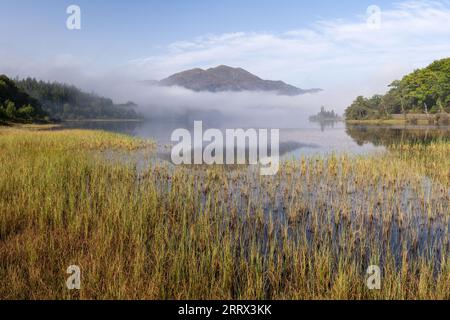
[15,77,141,120]
[310,106,341,122]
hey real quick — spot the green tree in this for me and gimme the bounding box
[5,100,16,119]
[345,57,450,119]
[15,77,141,120]
[0,74,47,122]
[17,104,35,120]
[0,103,7,120]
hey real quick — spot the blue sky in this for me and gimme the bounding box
[1,0,397,62]
[1,0,449,111]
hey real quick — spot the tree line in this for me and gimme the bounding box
[0,75,47,122]
[16,77,141,120]
[1,74,141,123]
[345,58,450,120]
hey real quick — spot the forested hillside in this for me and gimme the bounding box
[16,78,141,120]
[345,58,450,120]
[0,75,48,123]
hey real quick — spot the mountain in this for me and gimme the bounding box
[154,65,322,96]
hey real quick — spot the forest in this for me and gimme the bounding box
[16,77,141,120]
[0,75,48,123]
[1,75,141,123]
[345,58,450,120]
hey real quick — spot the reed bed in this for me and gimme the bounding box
[0,128,448,299]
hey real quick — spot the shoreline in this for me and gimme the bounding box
[346,119,410,125]
[346,113,450,125]
[346,119,449,125]
[63,118,144,122]
[1,119,144,130]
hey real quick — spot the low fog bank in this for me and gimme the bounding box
[0,62,352,128]
[102,81,350,128]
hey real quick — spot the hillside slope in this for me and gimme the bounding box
[157,65,322,96]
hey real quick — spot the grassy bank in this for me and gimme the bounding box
[63,119,144,122]
[346,119,444,125]
[346,113,450,125]
[346,119,408,125]
[0,127,448,299]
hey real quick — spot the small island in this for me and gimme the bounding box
[309,106,342,122]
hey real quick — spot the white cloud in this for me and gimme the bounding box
[127,0,450,111]
[1,0,449,116]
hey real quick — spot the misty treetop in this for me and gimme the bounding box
[15,77,141,120]
[309,106,341,122]
[345,57,450,120]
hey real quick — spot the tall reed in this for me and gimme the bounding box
[0,128,448,299]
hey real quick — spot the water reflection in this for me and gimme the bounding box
[60,119,449,158]
[310,119,341,132]
[346,124,450,146]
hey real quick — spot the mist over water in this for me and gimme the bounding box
[93,79,349,123]
[56,80,449,159]
[62,115,448,162]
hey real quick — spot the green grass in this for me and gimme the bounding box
[0,127,448,299]
[346,119,408,125]
[346,113,450,125]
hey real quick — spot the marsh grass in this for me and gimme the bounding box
[0,127,448,299]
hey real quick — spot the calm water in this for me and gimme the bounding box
[61,119,450,158]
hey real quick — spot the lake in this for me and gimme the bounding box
[61,119,450,159]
